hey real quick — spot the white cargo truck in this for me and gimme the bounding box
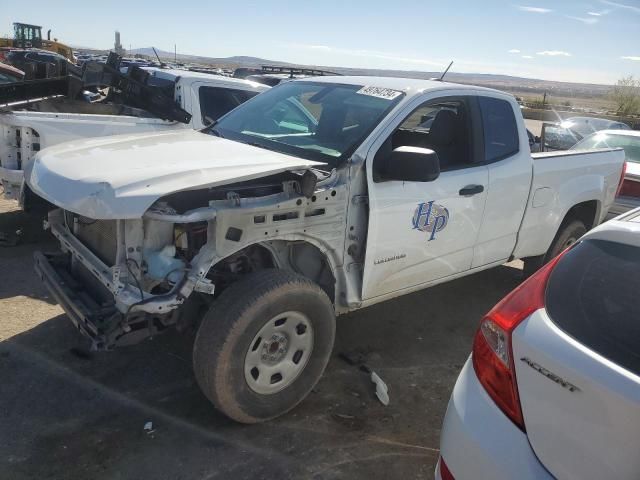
[27,77,625,423]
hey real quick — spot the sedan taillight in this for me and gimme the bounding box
[619,177,640,198]
[615,161,627,197]
[438,457,455,480]
[472,251,567,430]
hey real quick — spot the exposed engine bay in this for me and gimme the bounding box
[40,167,348,349]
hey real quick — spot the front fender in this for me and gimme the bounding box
[181,184,349,301]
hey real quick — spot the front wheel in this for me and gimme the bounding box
[192,270,335,423]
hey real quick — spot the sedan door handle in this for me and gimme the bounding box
[459,184,485,196]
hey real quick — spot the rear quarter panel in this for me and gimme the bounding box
[512,148,624,259]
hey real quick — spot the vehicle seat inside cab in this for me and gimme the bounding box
[423,109,467,169]
[389,106,471,170]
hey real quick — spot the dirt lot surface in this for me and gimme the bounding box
[0,198,524,480]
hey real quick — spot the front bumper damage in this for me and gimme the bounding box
[34,251,120,349]
[34,209,206,349]
[35,173,349,348]
[33,249,188,350]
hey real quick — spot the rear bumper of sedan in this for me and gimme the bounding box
[437,359,553,480]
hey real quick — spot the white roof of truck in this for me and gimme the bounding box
[305,75,506,99]
[146,68,269,92]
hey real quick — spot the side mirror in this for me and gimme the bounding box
[382,146,440,182]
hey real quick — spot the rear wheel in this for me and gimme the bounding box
[192,270,335,423]
[523,219,586,277]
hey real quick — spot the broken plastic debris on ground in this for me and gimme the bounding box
[371,371,390,406]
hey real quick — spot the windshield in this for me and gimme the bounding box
[572,133,640,163]
[210,81,404,166]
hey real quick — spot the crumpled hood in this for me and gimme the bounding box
[27,129,324,219]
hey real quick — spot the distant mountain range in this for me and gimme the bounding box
[100,47,613,97]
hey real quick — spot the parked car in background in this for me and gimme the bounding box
[437,208,640,480]
[571,130,640,218]
[560,116,630,136]
[244,65,341,86]
[0,61,24,83]
[0,48,79,79]
[245,73,297,86]
[28,77,624,423]
[541,116,631,151]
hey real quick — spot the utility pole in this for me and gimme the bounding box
[174,44,177,63]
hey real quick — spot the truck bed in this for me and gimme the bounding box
[513,147,625,259]
[9,96,157,117]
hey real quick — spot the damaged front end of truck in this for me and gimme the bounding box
[34,163,347,350]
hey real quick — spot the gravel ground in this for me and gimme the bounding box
[0,198,524,480]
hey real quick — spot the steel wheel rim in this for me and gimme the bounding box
[564,236,578,248]
[244,311,314,395]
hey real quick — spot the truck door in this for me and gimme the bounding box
[471,95,532,267]
[362,95,489,300]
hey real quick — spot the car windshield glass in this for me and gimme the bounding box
[572,133,640,163]
[210,81,404,166]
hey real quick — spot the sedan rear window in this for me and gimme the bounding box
[546,239,640,376]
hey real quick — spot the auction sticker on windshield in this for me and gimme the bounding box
[356,86,403,100]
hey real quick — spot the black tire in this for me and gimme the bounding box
[192,269,335,423]
[523,219,586,277]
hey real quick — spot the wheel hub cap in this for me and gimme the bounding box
[244,311,314,395]
[261,333,289,364]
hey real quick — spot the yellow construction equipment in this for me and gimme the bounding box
[0,22,74,60]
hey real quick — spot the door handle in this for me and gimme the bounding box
[459,184,484,196]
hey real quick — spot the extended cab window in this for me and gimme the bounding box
[199,87,259,126]
[374,98,475,180]
[478,97,519,162]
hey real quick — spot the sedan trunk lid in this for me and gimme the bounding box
[512,233,640,480]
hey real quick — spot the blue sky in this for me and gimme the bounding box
[2,0,639,84]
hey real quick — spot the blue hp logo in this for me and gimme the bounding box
[412,201,449,241]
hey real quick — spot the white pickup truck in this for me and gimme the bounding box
[0,68,267,203]
[27,76,625,423]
